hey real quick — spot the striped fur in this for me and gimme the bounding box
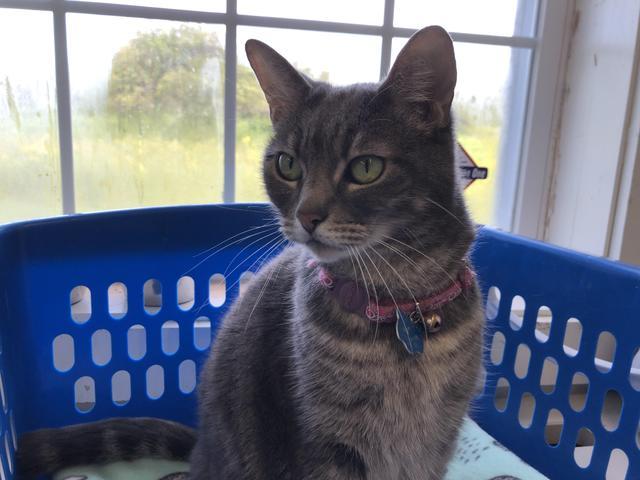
[17,418,195,479]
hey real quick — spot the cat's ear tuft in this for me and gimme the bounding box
[245,39,311,124]
[379,25,456,129]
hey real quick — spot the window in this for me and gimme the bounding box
[0,0,541,228]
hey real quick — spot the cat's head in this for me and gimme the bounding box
[246,26,472,264]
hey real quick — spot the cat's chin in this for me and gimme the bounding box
[304,240,347,264]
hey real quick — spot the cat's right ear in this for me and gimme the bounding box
[245,40,311,124]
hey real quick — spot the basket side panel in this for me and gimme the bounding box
[471,227,640,480]
[3,205,282,438]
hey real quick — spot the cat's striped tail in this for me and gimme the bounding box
[16,417,196,480]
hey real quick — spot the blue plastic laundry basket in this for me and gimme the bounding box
[0,204,638,479]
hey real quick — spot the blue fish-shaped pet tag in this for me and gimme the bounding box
[395,309,425,355]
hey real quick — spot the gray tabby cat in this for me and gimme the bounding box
[18,25,483,480]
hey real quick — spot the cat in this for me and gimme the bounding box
[18,25,483,480]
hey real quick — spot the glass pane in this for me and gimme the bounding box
[238,0,384,25]
[67,15,225,212]
[0,9,61,223]
[79,0,225,12]
[235,27,382,202]
[394,0,535,37]
[391,39,531,226]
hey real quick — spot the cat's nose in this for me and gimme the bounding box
[296,211,326,234]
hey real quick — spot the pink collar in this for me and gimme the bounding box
[310,260,475,324]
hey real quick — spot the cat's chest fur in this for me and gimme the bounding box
[291,272,470,479]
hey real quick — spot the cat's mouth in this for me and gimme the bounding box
[304,238,348,263]
[280,220,370,263]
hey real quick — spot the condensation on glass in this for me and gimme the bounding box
[0,9,61,223]
[66,15,226,212]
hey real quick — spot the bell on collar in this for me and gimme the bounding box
[425,312,442,333]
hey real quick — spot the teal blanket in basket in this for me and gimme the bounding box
[54,417,547,480]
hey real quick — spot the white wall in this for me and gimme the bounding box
[616,145,640,264]
[543,0,640,262]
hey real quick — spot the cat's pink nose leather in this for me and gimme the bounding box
[297,211,326,233]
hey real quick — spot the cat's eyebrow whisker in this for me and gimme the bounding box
[184,226,280,275]
[383,236,457,286]
[424,197,465,226]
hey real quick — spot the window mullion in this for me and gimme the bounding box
[511,0,572,238]
[53,1,76,214]
[223,0,237,203]
[379,0,395,80]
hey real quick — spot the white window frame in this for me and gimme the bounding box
[0,0,570,235]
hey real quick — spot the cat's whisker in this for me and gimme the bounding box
[253,237,289,271]
[359,250,379,311]
[184,227,280,276]
[356,248,380,343]
[244,257,285,333]
[370,247,418,307]
[361,247,401,337]
[256,239,290,271]
[345,247,359,289]
[376,240,436,293]
[225,236,287,293]
[378,240,424,272]
[351,247,372,310]
[401,227,422,245]
[223,230,282,276]
[382,235,457,286]
[193,222,280,258]
[424,197,465,226]
[192,236,286,316]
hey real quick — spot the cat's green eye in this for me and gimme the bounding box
[348,155,385,185]
[276,152,302,181]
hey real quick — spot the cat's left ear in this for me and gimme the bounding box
[379,25,456,129]
[245,39,311,124]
